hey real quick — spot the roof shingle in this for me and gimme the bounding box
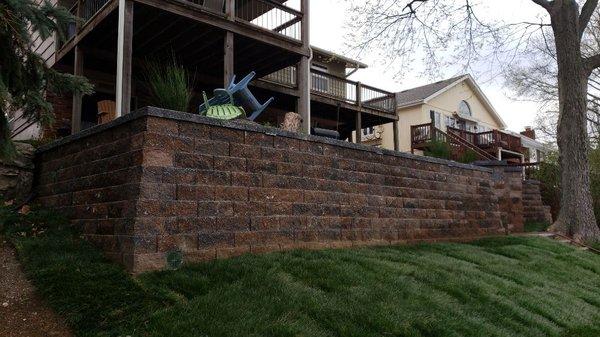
[396,75,465,107]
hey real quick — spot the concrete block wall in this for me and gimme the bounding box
[35,107,511,272]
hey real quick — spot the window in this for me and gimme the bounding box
[311,64,329,93]
[362,126,375,137]
[458,100,472,116]
[445,116,457,129]
[430,110,441,128]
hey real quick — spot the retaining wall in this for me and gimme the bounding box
[35,107,513,272]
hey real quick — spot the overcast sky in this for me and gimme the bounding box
[306,0,548,133]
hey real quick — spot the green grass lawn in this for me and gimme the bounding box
[2,208,600,337]
[524,221,551,233]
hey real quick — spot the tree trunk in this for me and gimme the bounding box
[550,1,600,243]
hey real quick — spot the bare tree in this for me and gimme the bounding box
[347,0,600,243]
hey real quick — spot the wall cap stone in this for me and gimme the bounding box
[36,106,493,173]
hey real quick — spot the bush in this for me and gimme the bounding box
[424,140,452,160]
[459,149,479,164]
[142,55,194,112]
[530,149,600,227]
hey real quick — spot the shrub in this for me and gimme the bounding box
[424,140,452,160]
[142,55,194,112]
[530,149,600,226]
[459,149,479,164]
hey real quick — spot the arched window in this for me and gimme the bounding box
[458,100,472,116]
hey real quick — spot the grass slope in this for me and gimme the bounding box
[2,211,600,337]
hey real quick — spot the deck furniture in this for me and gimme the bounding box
[199,72,274,121]
[97,100,116,125]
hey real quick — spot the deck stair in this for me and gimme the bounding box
[411,123,497,162]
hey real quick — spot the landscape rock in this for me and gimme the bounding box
[0,142,35,202]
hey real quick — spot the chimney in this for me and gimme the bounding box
[520,126,535,140]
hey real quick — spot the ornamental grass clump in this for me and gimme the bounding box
[142,56,194,112]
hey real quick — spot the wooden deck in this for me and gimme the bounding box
[411,123,524,162]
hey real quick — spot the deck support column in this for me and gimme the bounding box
[298,0,311,134]
[355,112,362,144]
[224,0,235,86]
[115,0,133,117]
[393,120,400,151]
[71,46,84,134]
[224,33,234,87]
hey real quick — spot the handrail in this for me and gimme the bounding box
[411,123,497,161]
[261,66,396,115]
[235,0,302,40]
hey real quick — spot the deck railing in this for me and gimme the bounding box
[262,67,396,114]
[411,123,497,161]
[235,0,302,40]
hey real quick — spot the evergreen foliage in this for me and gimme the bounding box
[0,0,93,159]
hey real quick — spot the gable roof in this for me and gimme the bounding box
[395,75,464,107]
[396,74,507,129]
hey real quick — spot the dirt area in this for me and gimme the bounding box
[0,239,73,337]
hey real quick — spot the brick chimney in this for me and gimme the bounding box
[520,126,535,140]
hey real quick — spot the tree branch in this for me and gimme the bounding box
[585,53,600,72]
[580,0,599,39]
[530,0,554,12]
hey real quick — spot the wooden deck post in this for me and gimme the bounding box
[224,0,235,86]
[71,46,84,134]
[115,0,133,117]
[297,0,311,134]
[355,112,362,144]
[393,120,400,151]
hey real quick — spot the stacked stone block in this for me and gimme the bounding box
[522,179,553,224]
[35,107,507,272]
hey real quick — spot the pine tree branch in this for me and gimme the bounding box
[580,0,599,39]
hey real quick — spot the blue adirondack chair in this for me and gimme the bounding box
[198,72,274,121]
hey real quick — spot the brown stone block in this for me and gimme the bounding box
[157,234,198,252]
[176,185,215,201]
[247,159,277,174]
[198,201,234,217]
[161,168,196,184]
[195,139,229,156]
[173,153,213,170]
[245,132,274,147]
[263,202,293,215]
[215,216,251,231]
[249,188,303,203]
[250,244,281,254]
[139,183,176,200]
[137,200,196,217]
[230,143,262,159]
[216,245,251,259]
[199,232,235,249]
[231,172,262,187]
[197,170,231,186]
[146,117,178,135]
[179,122,211,139]
[214,156,246,172]
[250,216,280,231]
[185,249,217,264]
[211,127,244,143]
[118,235,158,254]
[233,201,265,216]
[277,162,303,176]
[214,186,248,201]
[278,216,306,230]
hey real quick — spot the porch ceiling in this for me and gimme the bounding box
[57,2,301,79]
